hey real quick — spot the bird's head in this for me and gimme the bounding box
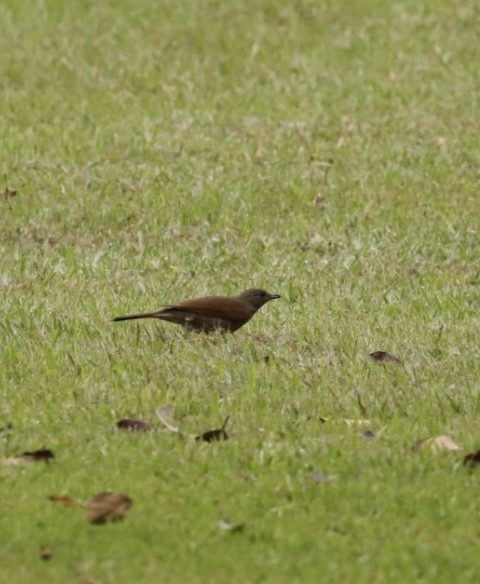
[239,288,281,310]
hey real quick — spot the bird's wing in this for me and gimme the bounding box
[164,296,249,322]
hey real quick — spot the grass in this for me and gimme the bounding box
[1,0,480,581]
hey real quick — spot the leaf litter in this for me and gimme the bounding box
[86,492,133,525]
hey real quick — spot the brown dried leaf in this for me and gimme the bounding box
[196,416,229,443]
[86,492,133,525]
[48,495,76,507]
[463,450,480,468]
[39,546,53,561]
[313,195,327,209]
[116,419,151,432]
[370,351,401,364]
[21,449,55,462]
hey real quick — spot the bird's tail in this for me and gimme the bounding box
[112,312,160,322]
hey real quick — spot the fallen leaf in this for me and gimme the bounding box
[218,518,245,534]
[39,546,53,561]
[155,406,179,433]
[116,419,151,432]
[432,436,461,452]
[370,351,401,364]
[20,449,55,462]
[48,495,76,507]
[463,450,480,468]
[86,492,133,525]
[412,435,461,454]
[196,416,229,443]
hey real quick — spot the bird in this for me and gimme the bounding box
[113,288,280,333]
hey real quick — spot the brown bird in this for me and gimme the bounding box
[113,288,281,333]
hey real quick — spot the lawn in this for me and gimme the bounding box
[1,0,480,582]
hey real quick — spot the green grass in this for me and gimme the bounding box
[1,0,480,582]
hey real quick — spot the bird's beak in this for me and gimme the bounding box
[269,293,281,300]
